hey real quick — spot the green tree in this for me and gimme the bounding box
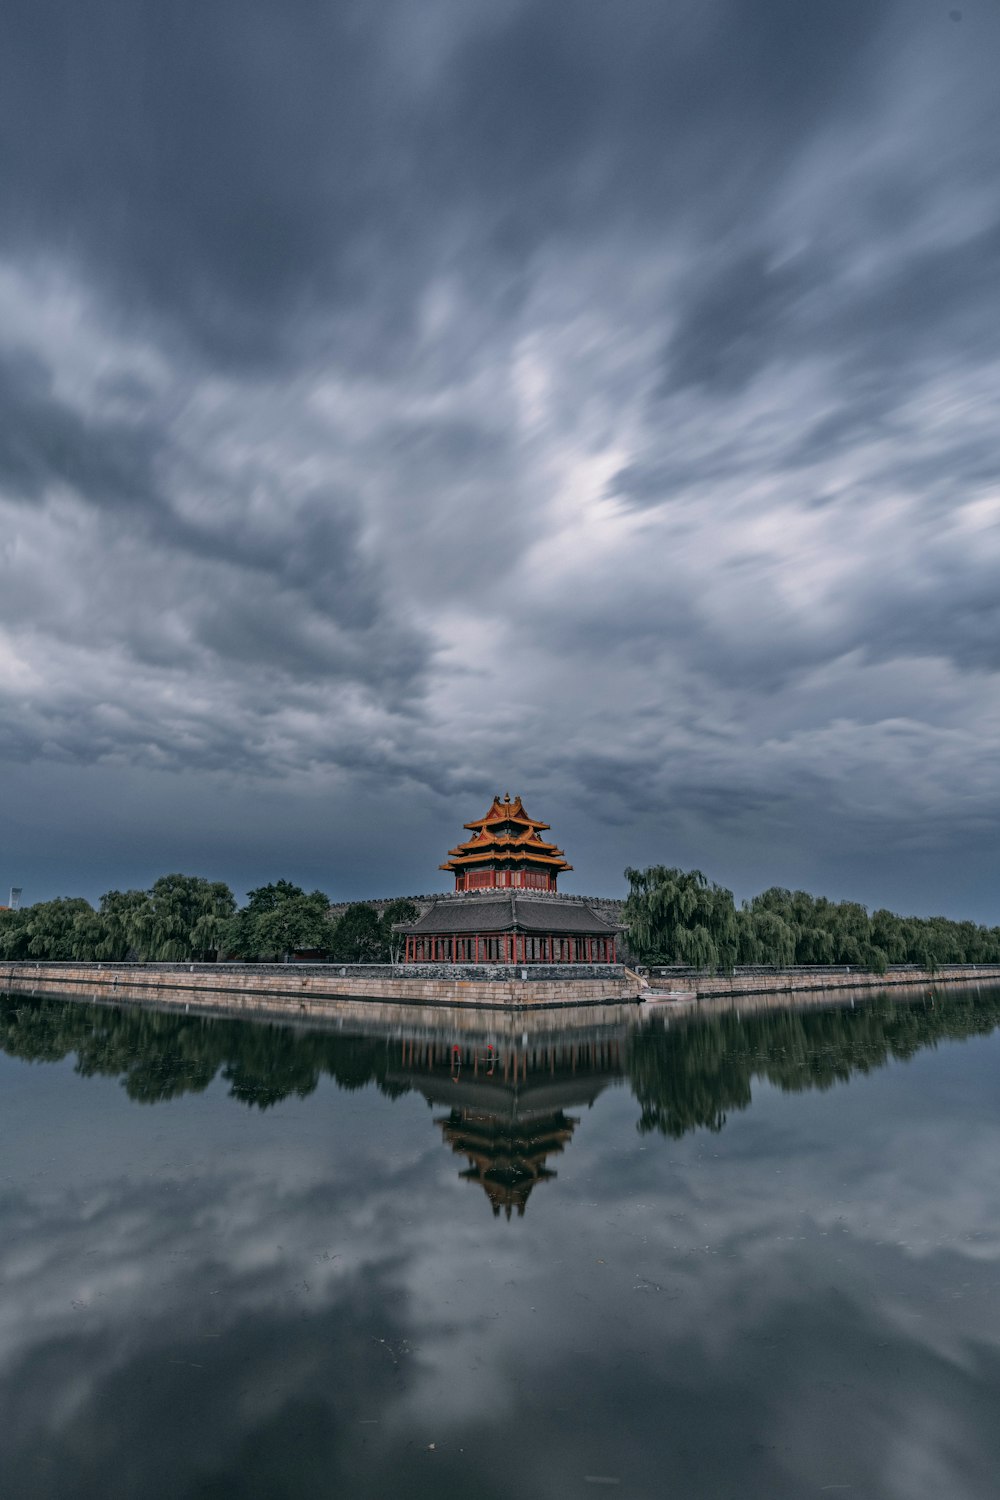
[96,889,153,959]
[23,898,95,959]
[0,906,31,960]
[380,899,420,962]
[329,903,384,963]
[624,867,738,971]
[223,881,333,960]
[71,907,108,960]
[738,906,797,966]
[129,875,236,961]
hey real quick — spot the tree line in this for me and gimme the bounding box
[4,863,998,972]
[0,874,418,964]
[624,865,1000,973]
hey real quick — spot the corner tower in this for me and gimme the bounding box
[440,792,573,892]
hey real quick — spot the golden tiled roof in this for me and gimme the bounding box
[462,792,550,833]
[441,793,572,878]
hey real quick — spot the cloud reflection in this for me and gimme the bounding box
[4,990,1000,1495]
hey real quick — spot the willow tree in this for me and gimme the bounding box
[624,866,739,971]
[121,875,236,961]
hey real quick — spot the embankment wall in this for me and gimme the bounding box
[645,963,1000,1000]
[3,961,998,1020]
[0,960,636,1013]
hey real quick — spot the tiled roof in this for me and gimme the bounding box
[463,793,550,832]
[515,899,619,934]
[442,793,572,877]
[396,894,622,936]
[441,851,572,869]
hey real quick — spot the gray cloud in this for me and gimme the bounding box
[0,0,998,915]
[0,346,163,507]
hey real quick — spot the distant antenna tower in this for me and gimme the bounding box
[9,887,22,910]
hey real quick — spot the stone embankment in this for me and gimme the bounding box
[0,960,636,1014]
[3,960,998,1021]
[641,963,1000,1001]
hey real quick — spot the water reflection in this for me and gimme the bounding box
[4,982,1000,1154]
[392,1030,625,1217]
[4,986,1000,1499]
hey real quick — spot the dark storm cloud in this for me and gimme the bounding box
[0,346,162,507]
[0,342,385,640]
[657,214,1000,406]
[0,0,998,911]
[660,250,820,396]
[432,0,891,237]
[0,0,894,363]
[0,333,428,701]
[1,0,417,363]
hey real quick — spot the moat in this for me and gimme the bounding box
[4,984,1000,1499]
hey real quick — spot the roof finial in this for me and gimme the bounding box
[504,791,510,802]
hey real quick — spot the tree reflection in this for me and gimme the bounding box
[629,988,1000,1137]
[3,986,1000,1155]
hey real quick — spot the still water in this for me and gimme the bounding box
[3,985,1000,1500]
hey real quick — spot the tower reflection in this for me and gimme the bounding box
[386,1025,627,1217]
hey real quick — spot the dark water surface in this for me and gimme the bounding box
[4,985,1000,1500]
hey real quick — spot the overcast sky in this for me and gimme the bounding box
[1,1,998,918]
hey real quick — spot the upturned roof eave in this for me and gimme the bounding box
[440,854,573,871]
[449,834,566,858]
